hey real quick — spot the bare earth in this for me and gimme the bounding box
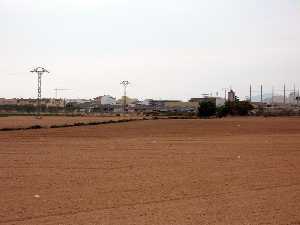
[0,116,135,129]
[0,117,300,225]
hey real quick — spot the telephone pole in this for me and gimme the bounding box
[293,84,296,104]
[54,88,70,113]
[222,88,227,101]
[272,86,274,104]
[249,85,252,102]
[260,85,263,103]
[30,67,50,117]
[120,81,130,113]
[284,84,286,104]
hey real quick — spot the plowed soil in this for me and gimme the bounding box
[0,116,135,129]
[0,117,300,225]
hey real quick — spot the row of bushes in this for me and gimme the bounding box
[0,125,42,132]
[0,118,143,132]
[198,100,254,118]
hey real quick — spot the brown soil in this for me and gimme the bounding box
[0,117,300,225]
[0,116,136,129]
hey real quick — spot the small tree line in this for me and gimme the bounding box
[198,98,254,118]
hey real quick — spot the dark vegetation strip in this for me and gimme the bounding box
[0,116,197,132]
[0,119,144,132]
[0,125,43,131]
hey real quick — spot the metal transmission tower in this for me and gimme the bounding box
[30,67,50,117]
[120,81,130,113]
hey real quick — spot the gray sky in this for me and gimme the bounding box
[1,0,300,100]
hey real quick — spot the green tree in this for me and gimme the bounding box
[236,101,254,116]
[198,101,216,118]
[216,105,230,118]
[216,100,253,117]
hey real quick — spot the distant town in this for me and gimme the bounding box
[1,88,300,116]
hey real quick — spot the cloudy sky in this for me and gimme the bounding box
[1,0,300,100]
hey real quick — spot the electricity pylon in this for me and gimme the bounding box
[30,67,50,117]
[120,81,130,113]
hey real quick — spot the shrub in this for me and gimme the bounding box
[235,101,254,116]
[216,100,253,117]
[216,105,229,118]
[198,101,216,118]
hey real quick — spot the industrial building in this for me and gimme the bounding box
[189,97,225,107]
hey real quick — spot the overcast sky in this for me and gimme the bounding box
[1,0,300,100]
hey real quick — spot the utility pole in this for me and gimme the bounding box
[120,81,130,113]
[260,85,263,103]
[222,88,227,101]
[249,85,252,102]
[30,67,50,117]
[272,86,274,104]
[294,84,296,104]
[54,88,70,113]
[284,84,286,104]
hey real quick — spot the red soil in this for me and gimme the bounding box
[0,116,136,129]
[0,117,300,225]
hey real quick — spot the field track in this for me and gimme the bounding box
[0,117,300,225]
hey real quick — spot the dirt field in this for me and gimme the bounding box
[0,117,300,225]
[0,116,137,129]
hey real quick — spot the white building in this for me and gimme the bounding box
[216,97,226,107]
[101,95,116,105]
[140,99,153,106]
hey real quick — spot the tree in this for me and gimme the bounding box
[235,101,254,116]
[216,104,230,118]
[198,101,216,118]
[216,100,253,117]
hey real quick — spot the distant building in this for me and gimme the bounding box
[228,90,236,102]
[116,96,138,105]
[288,92,298,104]
[164,101,198,112]
[94,96,102,104]
[65,99,91,104]
[189,97,225,107]
[101,95,116,105]
[140,99,153,106]
[0,98,18,105]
